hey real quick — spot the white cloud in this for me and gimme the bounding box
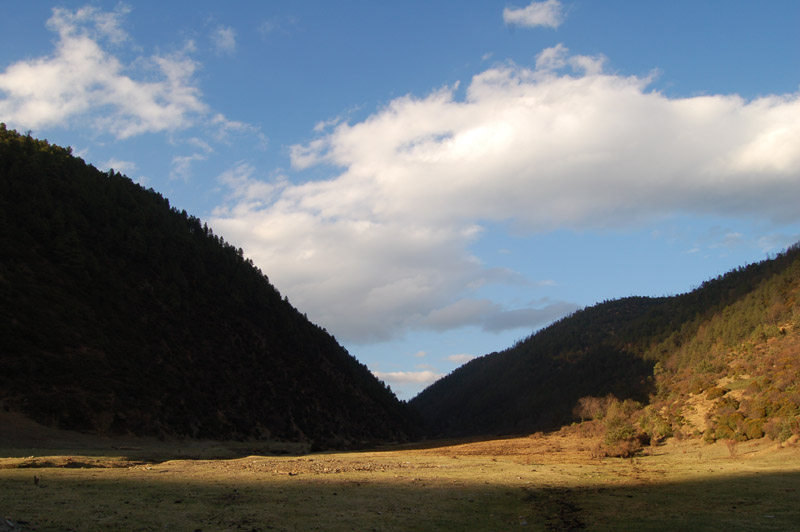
[257,16,297,38]
[0,6,207,138]
[313,115,347,133]
[212,113,268,147]
[535,43,568,71]
[212,26,236,55]
[373,370,444,385]
[289,138,331,169]
[757,233,800,253]
[412,350,427,358]
[712,232,745,249]
[188,136,214,154]
[482,302,578,332]
[421,298,578,333]
[536,44,606,75]
[423,299,496,331]
[504,0,565,29]
[49,4,131,45]
[211,48,800,345]
[446,354,475,364]
[170,153,207,181]
[101,158,137,175]
[216,162,284,204]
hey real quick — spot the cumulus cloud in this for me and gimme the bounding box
[373,370,444,385]
[50,4,132,45]
[211,45,800,345]
[101,158,137,175]
[420,298,578,333]
[423,299,496,331]
[0,5,207,138]
[217,163,278,199]
[446,354,475,364]
[170,153,207,181]
[213,199,484,342]
[482,302,578,333]
[535,43,606,75]
[535,43,568,70]
[504,0,565,29]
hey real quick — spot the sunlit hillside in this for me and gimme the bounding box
[412,244,800,447]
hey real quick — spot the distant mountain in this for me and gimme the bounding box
[0,125,416,446]
[411,240,800,442]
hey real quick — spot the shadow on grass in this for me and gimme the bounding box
[526,470,800,532]
[1,464,799,532]
[2,472,521,532]
[0,440,312,463]
[0,432,541,464]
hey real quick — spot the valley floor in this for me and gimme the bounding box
[1,426,799,531]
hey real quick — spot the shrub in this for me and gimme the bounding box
[714,411,745,441]
[706,386,729,400]
[716,396,741,411]
[689,376,713,395]
[764,418,797,442]
[740,398,767,419]
[779,420,797,442]
[744,418,765,440]
[573,395,611,421]
[638,407,673,443]
[604,416,637,446]
[764,419,782,440]
[605,438,643,458]
[573,394,626,422]
[574,420,605,438]
[599,396,645,457]
[713,424,736,441]
[776,400,800,418]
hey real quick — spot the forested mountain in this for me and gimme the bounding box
[3,125,797,449]
[412,241,800,442]
[0,125,416,445]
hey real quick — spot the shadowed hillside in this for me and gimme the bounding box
[0,125,416,445]
[412,241,800,441]
[3,125,796,448]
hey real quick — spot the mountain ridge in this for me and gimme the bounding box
[0,125,416,446]
[2,125,797,449]
[411,242,800,442]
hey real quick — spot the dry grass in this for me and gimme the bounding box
[2,427,800,531]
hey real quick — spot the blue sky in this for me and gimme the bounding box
[2,1,799,399]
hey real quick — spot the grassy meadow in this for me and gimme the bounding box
[2,430,799,532]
